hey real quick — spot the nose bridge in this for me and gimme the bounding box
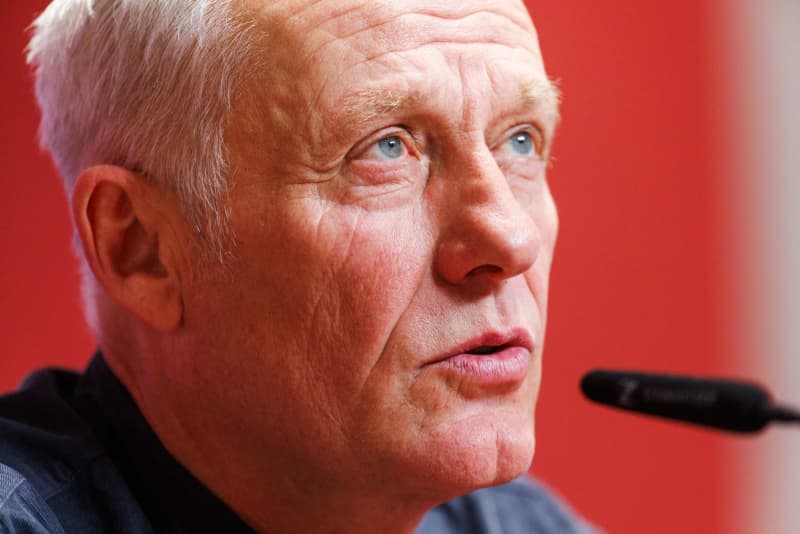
[464,151,533,242]
[434,145,539,287]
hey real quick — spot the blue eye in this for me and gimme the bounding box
[377,136,404,159]
[509,132,534,155]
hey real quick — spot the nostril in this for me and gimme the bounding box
[465,264,503,278]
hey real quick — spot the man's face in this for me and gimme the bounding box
[181,0,558,502]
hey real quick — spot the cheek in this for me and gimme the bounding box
[183,203,432,458]
[230,202,432,405]
[527,184,558,299]
[539,187,559,255]
[309,206,431,366]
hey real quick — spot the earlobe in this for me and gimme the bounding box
[72,165,184,332]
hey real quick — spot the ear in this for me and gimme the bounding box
[72,165,184,332]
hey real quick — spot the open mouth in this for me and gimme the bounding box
[423,328,534,368]
[424,331,533,386]
[464,344,509,356]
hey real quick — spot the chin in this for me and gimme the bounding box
[402,412,537,502]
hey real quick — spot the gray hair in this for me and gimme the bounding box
[27,0,258,258]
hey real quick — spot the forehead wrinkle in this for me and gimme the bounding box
[285,0,536,39]
[331,8,533,43]
[263,2,544,112]
[245,0,550,153]
[291,2,540,74]
[310,40,537,135]
[252,0,541,74]
[323,11,537,56]
[281,0,364,59]
[287,0,363,25]
[408,3,535,35]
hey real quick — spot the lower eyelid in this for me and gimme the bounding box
[348,160,413,180]
[495,152,546,173]
[345,154,429,186]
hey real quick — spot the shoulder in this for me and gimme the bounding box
[0,369,94,495]
[417,477,601,534]
[0,462,65,533]
[0,368,107,533]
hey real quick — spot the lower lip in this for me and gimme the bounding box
[427,346,532,387]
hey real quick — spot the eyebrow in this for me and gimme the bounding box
[521,77,562,125]
[339,77,562,128]
[341,89,420,124]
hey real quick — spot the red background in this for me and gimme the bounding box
[1,2,733,533]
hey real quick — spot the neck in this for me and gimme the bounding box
[233,480,431,534]
[125,365,440,534]
[157,420,434,534]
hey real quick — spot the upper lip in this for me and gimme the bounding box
[424,327,534,366]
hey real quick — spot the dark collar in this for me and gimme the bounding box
[74,353,255,533]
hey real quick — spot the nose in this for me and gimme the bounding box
[433,152,540,289]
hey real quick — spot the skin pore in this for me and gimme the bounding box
[76,1,560,533]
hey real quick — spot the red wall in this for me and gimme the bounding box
[0,1,96,383]
[531,2,728,533]
[1,2,728,533]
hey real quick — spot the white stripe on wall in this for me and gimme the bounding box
[722,1,800,533]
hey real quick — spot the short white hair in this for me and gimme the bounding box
[27,0,257,256]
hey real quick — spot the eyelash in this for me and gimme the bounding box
[350,128,416,161]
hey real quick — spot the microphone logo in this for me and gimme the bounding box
[618,378,639,407]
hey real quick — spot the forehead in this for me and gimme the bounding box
[257,0,535,31]
[251,0,545,71]
[236,0,555,153]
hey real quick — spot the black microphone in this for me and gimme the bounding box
[580,369,800,433]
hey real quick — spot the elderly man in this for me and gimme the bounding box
[0,0,595,532]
